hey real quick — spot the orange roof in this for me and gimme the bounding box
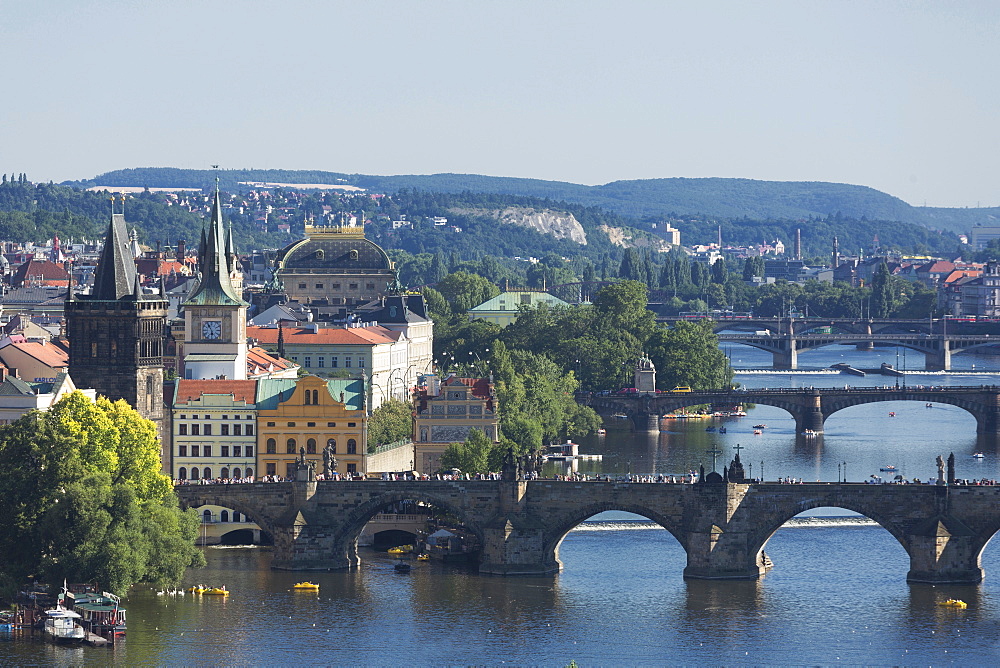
[1,340,69,368]
[247,325,396,346]
[943,269,982,284]
[247,346,297,375]
[175,379,258,405]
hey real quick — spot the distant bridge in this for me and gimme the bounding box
[578,386,1000,434]
[176,478,1000,584]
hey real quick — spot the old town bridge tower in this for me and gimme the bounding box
[65,205,167,425]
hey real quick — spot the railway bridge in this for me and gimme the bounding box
[577,386,1000,435]
[175,477,1000,585]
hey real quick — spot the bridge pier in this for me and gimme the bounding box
[480,481,559,575]
[906,515,984,585]
[772,340,798,370]
[682,483,767,580]
[793,391,825,434]
[924,341,951,371]
[638,413,660,432]
[855,322,874,351]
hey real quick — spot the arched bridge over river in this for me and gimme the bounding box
[176,479,1000,584]
[579,386,1000,435]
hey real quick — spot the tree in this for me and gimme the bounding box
[0,392,204,597]
[367,399,414,450]
[435,271,500,313]
[646,320,734,390]
[440,428,493,473]
[871,261,893,318]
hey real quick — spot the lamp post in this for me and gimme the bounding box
[760,460,764,482]
[843,460,847,483]
[837,461,841,483]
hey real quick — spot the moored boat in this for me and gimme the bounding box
[972,452,985,459]
[292,582,319,591]
[43,608,85,642]
[880,465,897,472]
[939,598,967,608]
[203,587,229,596]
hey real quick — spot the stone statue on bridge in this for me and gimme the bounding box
[501,445,520,481]
[323,444,333,477]
[948,452,956,485]
[937,455,945,485]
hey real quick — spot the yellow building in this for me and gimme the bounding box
[256,375,367,478]
[412,374,499,473]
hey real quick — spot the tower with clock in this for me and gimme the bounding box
[180,190,249,380]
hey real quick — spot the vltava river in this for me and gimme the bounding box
[4,343,1000,664]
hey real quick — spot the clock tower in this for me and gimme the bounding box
[181,190,249,380]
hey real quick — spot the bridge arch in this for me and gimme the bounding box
[543,503,687,572]
[745,499,910,571]
[175,488,282,544]
[336,490,487,567]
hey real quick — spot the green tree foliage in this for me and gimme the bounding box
[0,393,204,597]
[367,399,414,450]
[646,320,734,390]
[871,261,893,318]
[434,272,501,314]
[440,428,492,473]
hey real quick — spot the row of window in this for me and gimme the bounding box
[202,510,246,523]
[178,424,255,436]
[264,437,357,455]
[297,282,376,290]
[178,466,252,480]
[291,356,365,369]
[179,415,254,420]
[263,421,355,427]
[178,445,255,458]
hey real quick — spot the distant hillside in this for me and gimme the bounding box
[66,168,1000,235]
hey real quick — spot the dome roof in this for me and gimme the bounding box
[275,233,393,272]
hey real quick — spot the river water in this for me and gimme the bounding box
[6,343,1000,665]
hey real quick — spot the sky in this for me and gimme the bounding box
[2,0,998,207]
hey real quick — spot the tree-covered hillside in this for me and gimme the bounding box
[65,168,999,235]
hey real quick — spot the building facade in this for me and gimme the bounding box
[412,375,499,473]
[256,375,367,478]
[171,380,258,482]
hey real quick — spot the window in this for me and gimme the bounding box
[327,422,336,427]
[178,467,187,480]
[203,446,212,457]
[318,357,325,368]
[347,463,357,473]
[298,283,307,289]
[222,415,229,420]
[179,424,187,436]
[178,445,187,457]
[267,422,275,427]
[266,463,276,476]
[331,356,338,368]
[307,422,316,427]
[345,357,352,368]
[190,468,199,480]
[332,283,341,290]
[192,424,200,436]
[246,446,254,457]
[203,467,211,479]
[205,415,211,420]
[234,424,242,436]
[221,424,229,436]
[312,390,319,404]
[204,424,212,436]
[349,283,358,290]
[286,438,297,454]
[266,438,276,454]
[315,283,323,289]
[366,283,375,290]
[327,439,336,454]
[307,438,316,454]
[233,445,241,457]
[202,509,211,521]
[180,415,187,420]
[288,422,296,427]
[286,463,297,478]
[304,390,311,406]
[246,425,254,436]
[246,467,254,478]
[191,445,200,457]
[221,509,229,521]
[359,357,365,368]
[304,356,311,368]
[347,439,357,455]
[233,468,241,480]
[220,469,229,481]
[221,446,229,457]
[347,422,356,428]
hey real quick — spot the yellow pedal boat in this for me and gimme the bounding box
[939,599,967,608]
[293,582,320,590]
[417,554,430,561]
[187,586,206,594]
[387,545,412,555]
[203,587,229,596]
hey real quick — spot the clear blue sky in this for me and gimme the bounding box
[3,0,998,207]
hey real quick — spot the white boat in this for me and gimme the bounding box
[972,453,985,459]
[43,608,85,641]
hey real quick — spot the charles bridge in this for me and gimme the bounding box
[175,477,1000,585]
[578,386,1000,435]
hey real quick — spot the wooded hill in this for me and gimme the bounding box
[66,168,999,236]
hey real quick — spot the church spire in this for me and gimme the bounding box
[182,190,247,307]
[91,200,139,300]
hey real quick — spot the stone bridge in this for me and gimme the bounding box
[579,386,1000,435]
[176,479,1000,584]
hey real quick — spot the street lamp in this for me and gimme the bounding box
[843,460,847,483]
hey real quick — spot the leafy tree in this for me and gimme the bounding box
[871,261,893,318]
[646,320,734,390]
[435,271,500,314]
[0,392,204,597]
[367,399,414,450]
[440,428,492,473]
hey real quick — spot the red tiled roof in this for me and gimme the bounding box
[2,340,69,368]
[247,346,297,375]
[175,379,257,405]
[247,325,396,346]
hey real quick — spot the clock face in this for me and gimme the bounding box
[202,320,222,340]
